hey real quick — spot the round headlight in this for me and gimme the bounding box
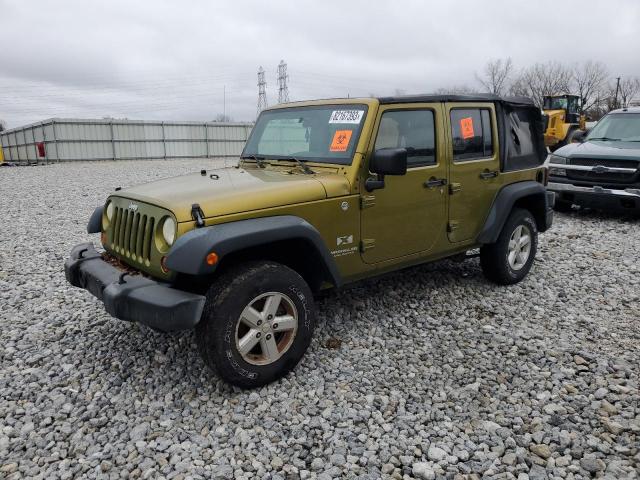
[105,201,114,221]
[162,217,176,246]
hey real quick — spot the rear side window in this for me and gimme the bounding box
[450,109,493,161]
[374,109,436,167]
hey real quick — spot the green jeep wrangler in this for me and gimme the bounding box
[65,94,554,388]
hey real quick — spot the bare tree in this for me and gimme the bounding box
[510,62,572,107]
[475,58,513,96]
[213,113,233,122]
[601,78,640,111]
[0,119,6,132]
[571,61,609,113]
[617,77,640,108]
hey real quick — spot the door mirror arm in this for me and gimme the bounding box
[365,174,385,192]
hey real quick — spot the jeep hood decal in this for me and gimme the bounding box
[115,167,350,222]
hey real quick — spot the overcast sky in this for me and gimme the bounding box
[1,0,639,128]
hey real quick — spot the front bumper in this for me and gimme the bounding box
[64,243,205,331]
[548,181,640,210]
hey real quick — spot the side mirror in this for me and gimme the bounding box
[370,148,408,175]
[571,129,589,143]
[366,148,407,191]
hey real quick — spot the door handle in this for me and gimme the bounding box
[424,177,447,188]
[480,170,498,180]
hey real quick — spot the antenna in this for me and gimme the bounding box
[257,66,268,118]
[277,60,290,104]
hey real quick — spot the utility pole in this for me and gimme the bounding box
[277,60,290,104]
[614,77,621,109]
[223,85,226,121]
[257,66,268,118]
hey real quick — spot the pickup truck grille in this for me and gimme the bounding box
[567,158,639,185]
[111,207,155,264]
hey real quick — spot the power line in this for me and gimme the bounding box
[277,60,290,104]
[257,66,268,118]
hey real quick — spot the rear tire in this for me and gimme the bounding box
[196,261,316,388]
[480,208,538,285]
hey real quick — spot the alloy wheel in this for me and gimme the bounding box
[235,292,298,365]
[507,225,532,271]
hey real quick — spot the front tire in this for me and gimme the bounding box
[480,208,538,285]
[196,261,316,388]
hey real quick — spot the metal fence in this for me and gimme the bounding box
[0,118,253,164]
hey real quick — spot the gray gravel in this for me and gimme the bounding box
[1,159,638,479]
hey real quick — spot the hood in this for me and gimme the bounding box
[555,140,640,161]
[113,166,351,222]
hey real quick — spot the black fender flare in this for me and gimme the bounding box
[87,206,103,234]
[165,215,342,287]
[477,181,552,244]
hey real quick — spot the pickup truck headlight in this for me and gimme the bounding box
[548,154,567,176]
[549,154,567,165]
[161,217,176,246]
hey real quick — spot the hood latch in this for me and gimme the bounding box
[191,203,205,228]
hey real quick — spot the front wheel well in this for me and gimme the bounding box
[212,238,334,293]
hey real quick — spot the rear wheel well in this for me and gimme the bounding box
[513,194,546,232]
[212,238,333,293]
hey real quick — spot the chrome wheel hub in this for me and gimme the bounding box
[507,225,532,271]
[235,292,298,365]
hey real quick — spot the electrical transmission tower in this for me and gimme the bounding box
[257,66,268,117]
[277,60,290,104]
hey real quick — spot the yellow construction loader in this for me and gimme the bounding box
[542,94,586,151]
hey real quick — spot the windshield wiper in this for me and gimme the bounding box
[588,137,621,142]
[241,154,267,168]
[285,157,314,174]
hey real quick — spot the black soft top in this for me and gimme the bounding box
[378,93,545,172]
[378,93,536,107]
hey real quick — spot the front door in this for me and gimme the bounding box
[361,104,448,264]
[446,104,501,243]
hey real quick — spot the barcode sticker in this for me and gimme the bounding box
[329,110,364,124]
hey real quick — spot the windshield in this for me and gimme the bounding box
[242,104,368,165]
[543,97,568,110]
[587,113,640,142]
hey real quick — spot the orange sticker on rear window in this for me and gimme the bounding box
[330,130,353,152]
[460,117,475,139]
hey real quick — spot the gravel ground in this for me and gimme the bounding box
[0,159,638,480]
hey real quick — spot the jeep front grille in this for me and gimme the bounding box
[111,207,155,263]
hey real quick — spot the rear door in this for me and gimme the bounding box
[446,103,501,243]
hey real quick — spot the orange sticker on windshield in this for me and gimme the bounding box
[330,130,353,152]
[460,117,475,139]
